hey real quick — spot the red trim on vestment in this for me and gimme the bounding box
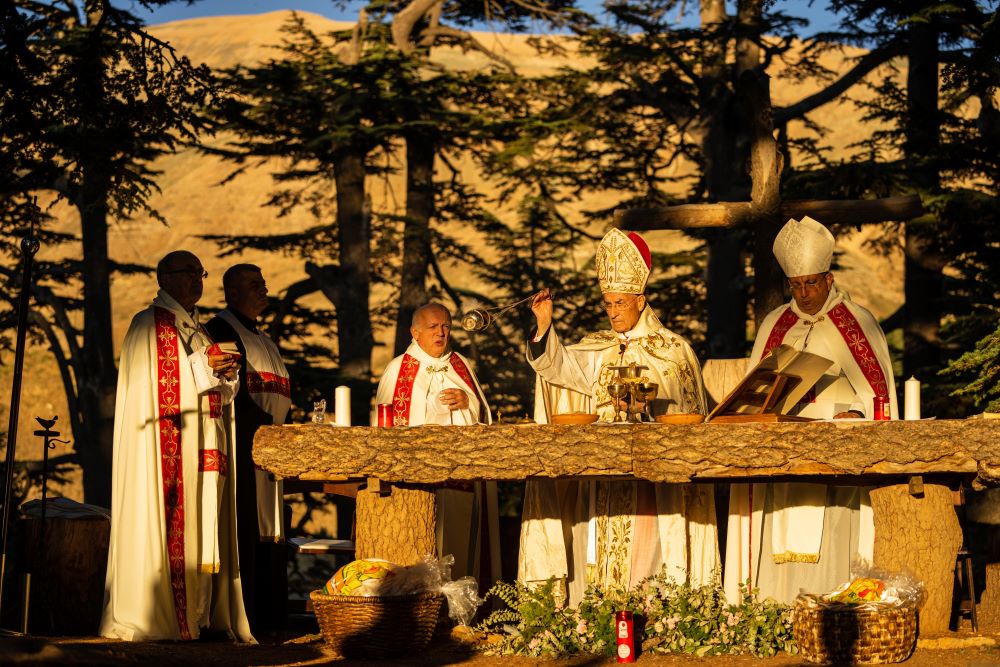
[392,353,484,426]
[448,354,485,419]
[207,391,222,419]
[199,449,228,476]
[246,371,291,398]
[391,354,421,426]
[762,307,799,356]
[153,307,191,641]
[826,303,890,400]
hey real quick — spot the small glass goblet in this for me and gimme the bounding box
[608,382,629,423]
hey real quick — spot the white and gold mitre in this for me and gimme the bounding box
[596,229,651,294]
[773,215,835,278]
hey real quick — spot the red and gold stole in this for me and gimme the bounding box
[762,307,800,356]
[153,307,191,640]
[826,303,890,401]
[391,353,481,426]
[761,303,889,403]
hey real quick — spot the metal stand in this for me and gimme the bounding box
[0,233,40,632]
[22,417,69,634]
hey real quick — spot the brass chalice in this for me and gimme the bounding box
[635,381,659,422]
[608,382,630,423]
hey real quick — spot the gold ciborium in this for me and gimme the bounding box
[607,362,654,422]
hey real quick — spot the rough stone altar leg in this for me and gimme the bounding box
[870,484,962,634]
[355,483,437,565]
[979,563,1000,632]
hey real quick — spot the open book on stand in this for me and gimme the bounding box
[706,344,833,423]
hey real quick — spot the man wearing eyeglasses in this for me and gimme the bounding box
[101,250,252,642]
[724,216,897,606]
[518,228,717,607]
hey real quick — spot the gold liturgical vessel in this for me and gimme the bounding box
[607,362,658,423]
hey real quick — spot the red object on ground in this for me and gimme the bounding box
[616,610,635,663]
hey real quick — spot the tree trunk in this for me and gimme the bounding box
[75,169,116,506]
[334,150,374,426]
[701,0,749,358]
[870,484,962,634]
[355,483,436,565]
[394,131,435,356]
[903,16,944,405]
[736,0,784,327]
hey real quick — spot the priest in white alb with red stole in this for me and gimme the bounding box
[374,303,500,586]
[101,251,252,642]
[519,229,718,607]
[724,216,898,605]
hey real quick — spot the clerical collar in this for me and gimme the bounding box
[407,341,452,365]
[155,289,199,326]
[229,308,258,333]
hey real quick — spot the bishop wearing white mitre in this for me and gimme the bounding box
[724,216,898,604]
[518,228,719,607]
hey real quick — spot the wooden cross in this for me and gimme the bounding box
[611,69,925,328]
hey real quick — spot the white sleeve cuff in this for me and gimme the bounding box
[189,348,222,394]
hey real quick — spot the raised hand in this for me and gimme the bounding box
[531,288,554,335]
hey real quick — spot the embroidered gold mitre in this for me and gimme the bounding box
[596,228,649,294]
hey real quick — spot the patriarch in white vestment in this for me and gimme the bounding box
[100,251,252,642]
[206,264,290,635]
[519,229,719,607]
[724,216,898,604]
[374,303,501,587]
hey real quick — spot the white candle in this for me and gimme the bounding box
[335,385,351,426]
[904,376,921,420]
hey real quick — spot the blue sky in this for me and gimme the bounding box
[123,0,841,33]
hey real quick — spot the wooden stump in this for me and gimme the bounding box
[355,482,436,565]
[21,516,110,635]
[978,563,1000,632]
[870,484,962,634]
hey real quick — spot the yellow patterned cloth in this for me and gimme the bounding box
[323,559,395,596]
[828,578,886,605]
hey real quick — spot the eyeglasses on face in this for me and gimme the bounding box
[601,296,641,313]
[163,268,208,279]
[787,275,827,293]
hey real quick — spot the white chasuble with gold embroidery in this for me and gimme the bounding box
[519,306,719,607]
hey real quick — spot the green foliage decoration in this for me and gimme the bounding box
[476,572,795,658]
[942,324,1000,413]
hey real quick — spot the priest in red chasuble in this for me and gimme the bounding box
[374,303,500,585]
[100,251,252,642]
[519,228,718,608]
[205,264,290,636]
[724,216,898,605]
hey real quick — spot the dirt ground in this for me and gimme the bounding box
[1,631,998,666]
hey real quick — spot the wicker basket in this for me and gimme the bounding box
[792,597,917,664]
[310,590,445,658]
